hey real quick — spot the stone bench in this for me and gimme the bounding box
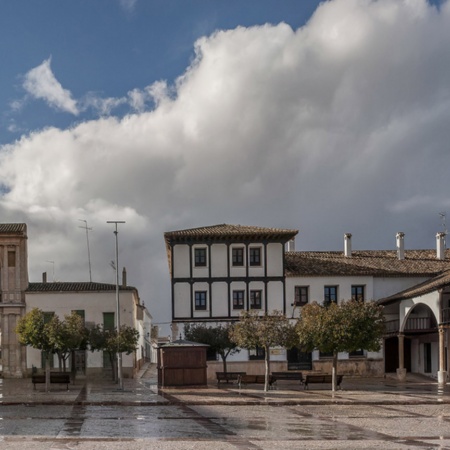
[304,374,343,390]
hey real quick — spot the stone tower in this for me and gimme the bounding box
[0,224,28,377]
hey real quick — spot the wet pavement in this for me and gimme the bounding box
[0,366,448,449]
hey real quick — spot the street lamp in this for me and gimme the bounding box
[107,220,125,390]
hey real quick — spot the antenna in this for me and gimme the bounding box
[439,212,447,250]
[45,260,55,282]
[79,219,93,282]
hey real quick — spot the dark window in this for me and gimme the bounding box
[195,291,207,310]
[349,349,364,357]
[232,247,244,266]
[294,286,309,306]
[324,286,338,306]
[249,346,265,360]
[43,312,55,324]
[206,348,218,361]
[41,351,54,369]
[72,310,85,325]
[249,247,261,266]
[233,290,245,309]
[250,290,262,309]
[103,312,115,330]
[194,248,207,267]
[351,285,365,302]
[8,251,15,267]
[320,351,333,358]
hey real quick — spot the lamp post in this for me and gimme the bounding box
[107,220,125,390]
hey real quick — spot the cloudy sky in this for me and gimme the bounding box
[1,0,449,331]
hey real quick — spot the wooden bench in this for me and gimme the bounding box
[237,374,274,389]
[303,374,343,390]
[216,371,246,386]
[32,372,71,390]
[271,372,304,386]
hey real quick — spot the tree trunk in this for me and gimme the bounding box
[264,345,271,392]
[221,354,227,374]
[45,353,51,392]
[332,352,338,392]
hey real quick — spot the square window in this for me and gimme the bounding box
[233,290,245,309]
[294,286,309,306]
[232,247,244,266]
[324,286,338,306]
[249,247,261,266]
[250,290,262,309]
[194,248,207,267]
[195,291,207,310]
[249,346,265,360]
[351,285,365,302]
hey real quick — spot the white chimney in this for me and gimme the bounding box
[344,233,352,257]
[396,232,405,260]
[287,238,295,252]
[436,232,446,260]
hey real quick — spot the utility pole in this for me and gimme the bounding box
[106,221,125,390]
[79,219,93,282]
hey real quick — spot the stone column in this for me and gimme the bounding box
[397,333,406,381]
[438,326,447,385]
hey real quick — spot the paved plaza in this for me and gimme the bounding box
[0,366,447,449]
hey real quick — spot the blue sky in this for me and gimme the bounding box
[1,1,321,143]
[1,0,449,328]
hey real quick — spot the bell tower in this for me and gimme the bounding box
[0,224,28,377]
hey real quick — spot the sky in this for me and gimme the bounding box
[0,0,449,333]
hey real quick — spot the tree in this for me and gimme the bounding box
[229,310,298,391]
[184,323,239,373]
[47,312,88,372]
[16,308,58,391]
[88,324,139,381]
[296,300,385,391]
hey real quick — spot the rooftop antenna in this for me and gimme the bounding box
[45,260,55,282]
[78,219,93,282]
[439,212,447,249]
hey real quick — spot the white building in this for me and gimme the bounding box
[164,224,450,382]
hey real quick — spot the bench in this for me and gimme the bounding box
[216,371,246,386]
[271,372,304,386]
[303,374,343,390]
[237,374,274,389]
[32,372,71,390]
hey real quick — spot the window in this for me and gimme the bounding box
[8,251,15,267]
[72,310,85,325]
[232,247,244,266]
[250,290,262,309]
[194,248,207,267]
[249,247,261,266]
[249,346,265,360]
[351,285,365,302]
[294,286,309,306]
[233,290,245,309]
[324,286,338,306]
[349,349,364,357]
[195,291,207,310]
[103,312,115,330]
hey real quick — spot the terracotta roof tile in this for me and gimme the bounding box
[0,223,26,234]
[26,282,136,293]
[285,249,450,277]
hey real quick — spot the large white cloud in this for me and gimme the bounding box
[2,0,450,328]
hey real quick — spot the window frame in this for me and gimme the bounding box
[249,346,265,360]
[324,286,338,306]
[250,290,262,310]
[194,247,207,267]
[231,247,245,267]
[351,285,365,302]
[194,291,208,311]
[249,247,262,267]
[294,286,309,307]
[232,290,245,310]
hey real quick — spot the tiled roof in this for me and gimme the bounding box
[0,223,26,234]
[164,224,298,243]
[378,269,450,304]
[285,249,450,277]
[26,282,136,293]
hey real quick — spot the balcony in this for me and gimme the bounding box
[384,316,437,334]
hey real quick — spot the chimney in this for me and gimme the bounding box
[396,232,405,260]
[42,272,47,283]
[122,267,127,287]
[287,238,295,252]
[436,232,446,260]
[344,233,352,257]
